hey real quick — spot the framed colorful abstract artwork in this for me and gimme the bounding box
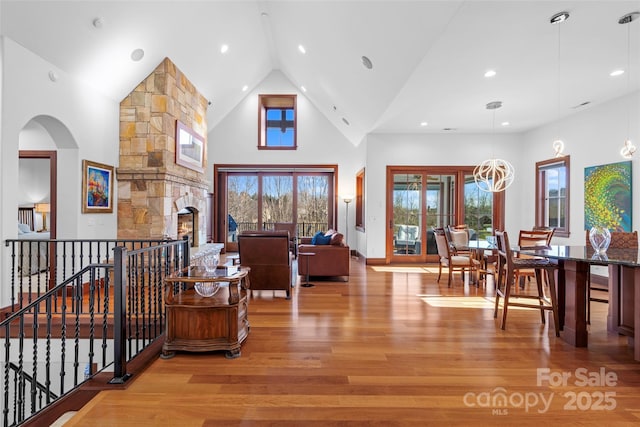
[82,160,114,213]
[584,160,632,231]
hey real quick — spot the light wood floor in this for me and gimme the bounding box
[63,256,640,426]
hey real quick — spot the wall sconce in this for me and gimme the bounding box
[35,203,50,232]
[620,139,636,159]
[553,139,565,157]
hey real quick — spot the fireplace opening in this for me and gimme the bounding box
[177,207,198,247]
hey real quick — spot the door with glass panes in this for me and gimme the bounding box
[224,171,332,252]
[388,167,499,262]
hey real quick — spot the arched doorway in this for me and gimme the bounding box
[18,115,78,240]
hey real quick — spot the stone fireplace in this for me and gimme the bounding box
[176,197,201,247]
[117,58,209,244]
[177,208,195,244]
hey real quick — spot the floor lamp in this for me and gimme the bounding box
[342,195,352,249]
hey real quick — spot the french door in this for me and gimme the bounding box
[215,165,337,252]
[387,166,504,263]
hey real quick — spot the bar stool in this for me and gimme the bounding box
[493,230,560,336]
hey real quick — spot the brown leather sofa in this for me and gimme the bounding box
[238,231,292,299]
[298,237,350,281]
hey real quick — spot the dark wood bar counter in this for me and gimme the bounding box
[520,245,639,361]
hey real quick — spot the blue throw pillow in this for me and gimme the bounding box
[314,231,331,245]
[311,231,332,245]
[318,234,331,245]
[311,231,324,245]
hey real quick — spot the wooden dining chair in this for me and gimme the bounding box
[494,230,560,335]
[586,229,638,324]
[433,227,480,287]
[514,228,555,287]
[447,224,471,256]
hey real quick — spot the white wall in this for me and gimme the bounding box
[520,91,640,245]
[18,158,49,205]
[1,37,120,239]
[208,70,364,248]
[1,37,120,306]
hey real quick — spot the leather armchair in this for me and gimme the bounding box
[238,231,292,299]
[273,222,298,258]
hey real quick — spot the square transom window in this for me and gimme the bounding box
[259,94,297,150]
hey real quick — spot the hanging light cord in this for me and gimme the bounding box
[556,18,561,141]
[552,13,567,157]
[620,13,637,158]
[626,20,631,141]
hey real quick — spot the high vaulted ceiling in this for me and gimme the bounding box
[2,1,639,145]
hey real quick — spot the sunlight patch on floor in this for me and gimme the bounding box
[420,295,495,308]
[371,265,439,274]
[421,295,541,310]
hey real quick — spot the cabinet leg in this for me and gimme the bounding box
[225,349,241,359]
[160,349,176,359]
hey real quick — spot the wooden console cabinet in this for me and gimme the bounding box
[162,266,250,359]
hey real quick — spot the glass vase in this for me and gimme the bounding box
[589,226,611,254]
[194,281,220,297]
[200,253,219,274]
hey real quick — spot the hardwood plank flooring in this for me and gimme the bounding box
[62,257,640,426]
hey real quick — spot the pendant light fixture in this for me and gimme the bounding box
[550,11,569,157]
[473,101,514,193]
[619,11,639,159]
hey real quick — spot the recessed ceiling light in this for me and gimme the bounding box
[242,85,249,92]
[220,44,229,54]
[484,70,496,78]
[342,118,350,126]
[130,48,144,62]
[298,44,306,54]
[443,128,457,131]
[420,122,428,127]
[92,17,104,29]
[300,86,307,92]
[610,69,624,77]
[48,71,58,82]
[501,121,510,127]
[361,56,373,70]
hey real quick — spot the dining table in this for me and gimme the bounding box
[518,245,640,362]
[464,239,498,282]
